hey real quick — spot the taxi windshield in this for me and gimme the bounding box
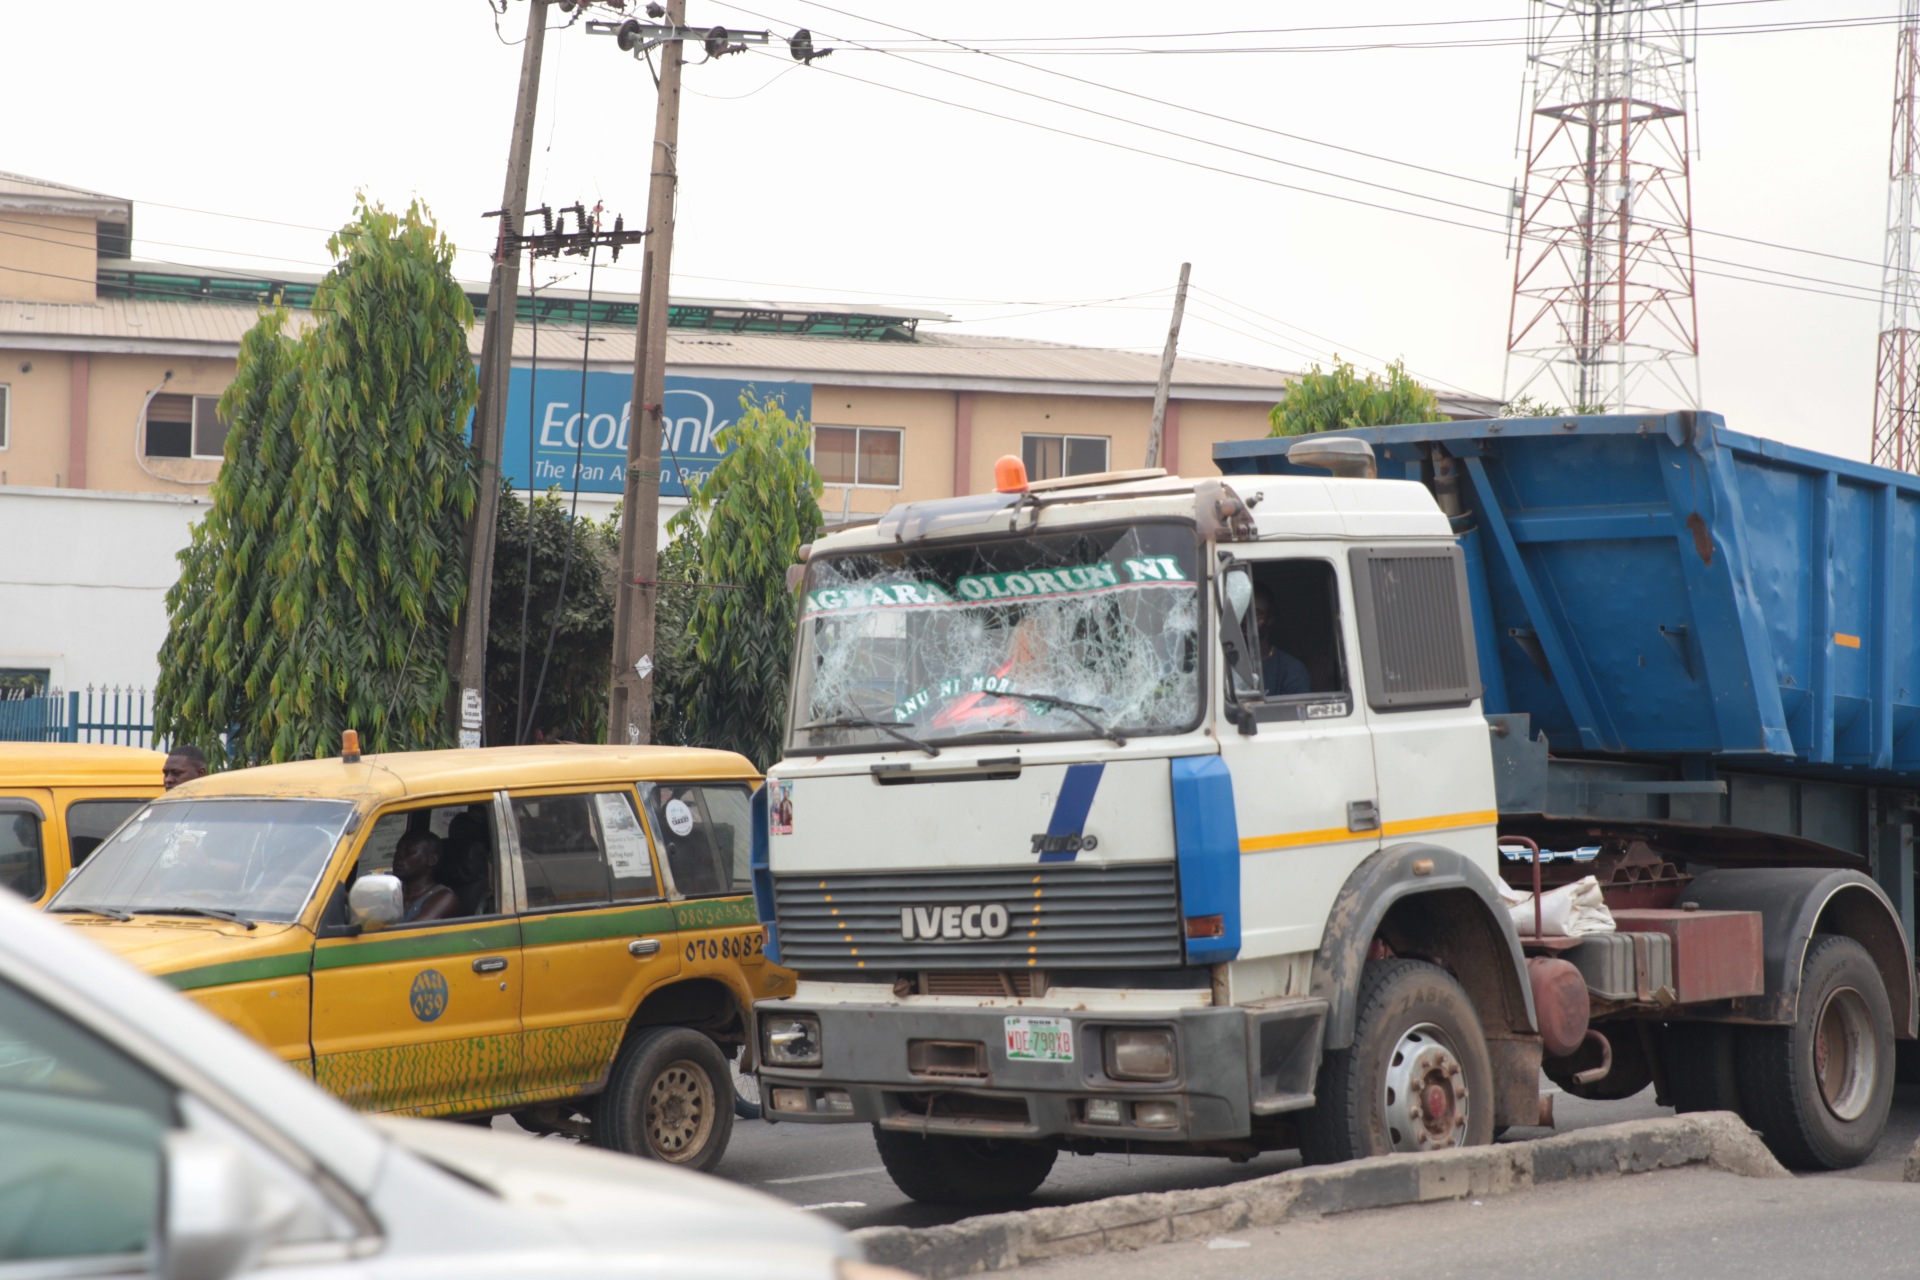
[50,797,353,924]
[790,521,1202,751]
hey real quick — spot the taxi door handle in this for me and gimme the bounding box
[628,939,662,958]
[472,956,509,974]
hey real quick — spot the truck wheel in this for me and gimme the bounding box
[872,1126,1058,1205]
[1655,1021,1742,1114]
[1300,958,1495,1165]
[593,1026,735,1173]
[1736,934,1894,1171]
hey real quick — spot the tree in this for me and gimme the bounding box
[1501,394,1609,418]
[1268,357,1444,437]
[486,485,617,746]
[656,392,822,770]
[156,199,479,763]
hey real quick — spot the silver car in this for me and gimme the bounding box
[0,885,901,1279]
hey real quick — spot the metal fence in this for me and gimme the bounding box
[0,686,157,748]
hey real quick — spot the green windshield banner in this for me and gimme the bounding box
[803,556,1187,619]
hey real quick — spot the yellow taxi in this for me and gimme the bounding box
[46,741,790,1174]
[0,742,166,906]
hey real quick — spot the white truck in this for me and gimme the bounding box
[749,415,1918,1204]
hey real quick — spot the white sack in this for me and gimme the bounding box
[1500,874,1615,937]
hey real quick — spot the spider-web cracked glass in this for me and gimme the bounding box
[791,522,1201,751]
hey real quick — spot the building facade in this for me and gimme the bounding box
[0,171,1495,696]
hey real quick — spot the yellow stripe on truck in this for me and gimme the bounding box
[1239,810,1497,855]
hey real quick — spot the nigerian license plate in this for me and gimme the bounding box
[1004,1016,1075,1063]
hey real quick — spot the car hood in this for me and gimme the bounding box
[368,1116,855,1261]
[53,917,307,980]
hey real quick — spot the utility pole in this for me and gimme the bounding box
[593,9,786,745]
[454,0,551,747]
[608,0,689,746]
[1144,262,1190,469]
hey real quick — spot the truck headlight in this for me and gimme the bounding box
[762,1014,822,1068]
[1104,1027,1176,1081]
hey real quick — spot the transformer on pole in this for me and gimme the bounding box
[1506,1,1701,413]
[1872,0,1920,474]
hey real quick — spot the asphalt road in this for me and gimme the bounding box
[1017,1166,1920,1280]
[706,1081,1920,1232]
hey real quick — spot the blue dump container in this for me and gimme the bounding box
[1216,412,1920,784]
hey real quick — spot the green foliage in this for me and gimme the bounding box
[486,485,617,746]
[1268,357,1444,437]
[1501,394,1610,417]
[657,392,822,770]
[156,199,478,764]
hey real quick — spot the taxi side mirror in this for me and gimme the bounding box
[347,874,403,929]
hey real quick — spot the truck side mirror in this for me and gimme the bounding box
[159,1131,262,1280]
[1214,560,1263,734]
[348,874,404,928]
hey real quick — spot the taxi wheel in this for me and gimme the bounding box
[594,1026,735,1173]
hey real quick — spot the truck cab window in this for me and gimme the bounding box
[1232,559,1349,708]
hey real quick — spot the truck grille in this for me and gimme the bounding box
[774,863,1182,971]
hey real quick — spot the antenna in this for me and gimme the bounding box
[1873,0,1920,473]
[1505,1,1701,413]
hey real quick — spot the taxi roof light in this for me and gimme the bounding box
[341,730,361,764]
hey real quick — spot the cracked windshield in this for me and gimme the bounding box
[793,522,1200,749]
[49,798,354,924]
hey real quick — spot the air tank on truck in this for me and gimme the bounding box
[749,412,1918,1204]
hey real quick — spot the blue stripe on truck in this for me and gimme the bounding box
[1040,762,1106,862]
[1171,755,1241,963]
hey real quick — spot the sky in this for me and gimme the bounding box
[0,1,1902,460]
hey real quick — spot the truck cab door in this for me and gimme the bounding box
[1346,546,1500,866]
[1216,553,1381,959]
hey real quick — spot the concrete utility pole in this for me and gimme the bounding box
[454,0,550,747]
[607,0,688,746]
[1144,262,1190,470]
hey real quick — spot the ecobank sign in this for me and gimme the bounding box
[495,368,811,499]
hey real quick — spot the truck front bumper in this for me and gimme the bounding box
[754,997,1327,1143]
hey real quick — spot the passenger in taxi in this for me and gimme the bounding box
[392,831,459,923]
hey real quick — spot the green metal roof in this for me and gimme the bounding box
[96,264,922,342]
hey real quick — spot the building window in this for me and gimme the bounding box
[0,384,9,450]
[814,425,902,488]
[1022,433,1109,481]
[143,393,228,461]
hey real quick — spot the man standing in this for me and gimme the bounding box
[162,745,208,790]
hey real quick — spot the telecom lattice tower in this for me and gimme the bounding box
[1872,0,1920,474]
[1506,1,1700,413]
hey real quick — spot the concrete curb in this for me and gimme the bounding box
[854,1113,1787,1278]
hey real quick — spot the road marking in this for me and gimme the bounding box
[766,1165,888,1185]
[801,1201,867,1211]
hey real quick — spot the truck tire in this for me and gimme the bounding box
[1735,934,1894,1171]
[1655,1021,1742,1114]
[1300,958,1496,1165]
[593,1026,735,1173]
[872,1126,1058,1205]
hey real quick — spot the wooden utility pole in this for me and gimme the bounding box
[1144,262,1191,470]
[607,0,687,745]
[454,0,551,747]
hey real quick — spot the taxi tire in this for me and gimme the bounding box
[593,1026,735,1174]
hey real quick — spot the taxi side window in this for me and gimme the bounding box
[66,799,145,871]
[0,809,43,900]
[512,791,658,910]
[353,802,501,921]
[640,784,752,899]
